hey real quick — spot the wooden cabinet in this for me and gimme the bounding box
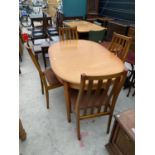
[87,0,99,18]
[106,109,135,155]
[106,21,128,41]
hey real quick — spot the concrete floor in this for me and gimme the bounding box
[19,44,135,155]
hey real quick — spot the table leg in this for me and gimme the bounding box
[64,83,71,123]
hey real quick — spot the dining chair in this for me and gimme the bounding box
[88,29,106,43]
[42,12,59,40]
[25,42,62,109]
[64,71,127,140]
[58,27,78,41]
[31,13,49,44]
[108,32,132,62]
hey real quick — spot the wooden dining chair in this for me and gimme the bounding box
[108,32,132,62]
[25,42,62,109]
[58,27,78,41]
[64,71,127,140]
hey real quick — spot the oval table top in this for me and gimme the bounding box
[48,40,125,89]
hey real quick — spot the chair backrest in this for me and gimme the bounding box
[88,29,106,43]
[127,27,135,51]
[25,42,42,75]
[58,27,78,41]
[75,71,127,117]
[108,32,132,62]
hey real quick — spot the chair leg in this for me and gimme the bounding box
[35,53,38,60]
[76,116,81,140]
[127,72,134,97]
[19,65,21,74]
[19,119,26,141]
[132,91,135,96]
[19,53,22,62]
[45,88,49,109]
[42,52,47,69]
[107,114,113,134]
[40,78,44,94]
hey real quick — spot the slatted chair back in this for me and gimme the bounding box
[108,32,132,62]
[75,71,127,119]
[59,27,78,41]
[25,42,48,88]
[25,42,42,74]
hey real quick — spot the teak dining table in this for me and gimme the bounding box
[48,40,125,89]
[63,20,106,33]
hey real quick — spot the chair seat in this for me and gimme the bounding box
[70,89,109,110]
[126,50,135,65]
[101,41,111,49]
[44,68,62,87]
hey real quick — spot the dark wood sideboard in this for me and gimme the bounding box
[106,109,135,155]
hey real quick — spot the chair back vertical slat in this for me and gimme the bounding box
[87,80,94,96]
[95,80,103,95]
[108,32,132,62]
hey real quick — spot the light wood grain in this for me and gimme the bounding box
[48,40,125,89]
[63,20,106,33]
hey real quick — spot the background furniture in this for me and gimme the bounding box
[31,13,52,43]
[63,20,105,33]
[106,21,128,41]
[63,20,106,40]
[26,43,62,109]
[106,109,135,155]
[30,13,52,28]
[99,0,135,24]
[31,38,51,68]
[87,0,99,18]
[88,29,106,42]
[64,71,127,140]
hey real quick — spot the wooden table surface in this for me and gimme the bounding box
[63,20,106,33]
[48,40,125,89]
